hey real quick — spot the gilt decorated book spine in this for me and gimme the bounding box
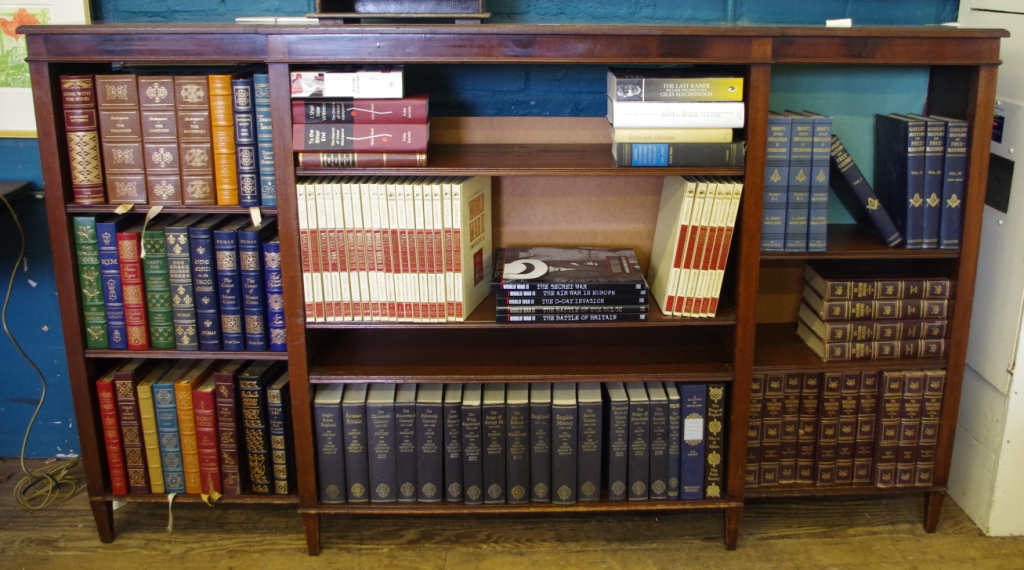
[232,77,261,207]
[267,374,294,495]
[174,76,217,205]
[208,75,238,206]
[138,75,183,204]
[116,226,150,350]
[141,218,177,349]
[96,375,128,494]
[96,216,131,350]
[61,75,106,204]
[253,74,277,207]
[213,361,247,495]
[73,216,108,348]
[704,383,726,498]
[166,215,202,351]
[96,74,147,204]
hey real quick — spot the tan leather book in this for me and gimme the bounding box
[175,76,216,205]
[138,76,182,204]
[96,74,148,204]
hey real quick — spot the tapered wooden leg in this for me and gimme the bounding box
[89,499,115,543]
[725,506,742,550]
[924,491,945,533]
[302,512,321,555]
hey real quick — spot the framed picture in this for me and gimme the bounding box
[0,0,90,137]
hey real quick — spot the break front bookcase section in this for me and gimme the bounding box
[23,24,1003,555]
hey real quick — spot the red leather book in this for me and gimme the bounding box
[193,375,222,495]
[96,74,148,204]
[295,151,426,169]
[112,359,159,493]
[117,220,150,350]
[214,360,248,495]
[291,94,429,124]
[292,123,429,152]
[60,75,106,204]
[96,370,128,495]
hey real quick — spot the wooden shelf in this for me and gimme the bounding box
[295,144,747,177]
[753,322,947,373]
[744,484,947,499]
[309,498,740,515]
[98,493,299,505]
[66,204,277,215]
[306,292,736,329]
[309,327,734,383]
[759,225,962,260]
[84,349,289,360]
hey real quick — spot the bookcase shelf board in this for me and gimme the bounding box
[82,349,290,360]
[66,204,279,216]
[98,493,301,505]
[758,225,962,260]
[309,498,741,515]
[744,484,948,500]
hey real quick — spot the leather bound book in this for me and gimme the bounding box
[141,215,179,349]
[174,75,216,206]
[395,384,418,502]
[796,373,821,485]
[875,114,926,249]
[96,74,147,204]
[854,372,880,484]
[73,216,109,348]
[193,376,222,495]
[166,214,205,351]
[138,75,183,205]
[664,382,682,500]
[232,76,261,207]
[780,373,802,484]
[460,384,483,505]
[760,373,784,486]
[253,74,276,207]
[604,383,630,500]
[815,372,842,486]
[932,116,968,250]
[577,383,603,502]
[916,369,945,486]
[873,371,904,488]
[208,74,239,206]
[267,372,294,495]
[646,382,669,500]
[314,385,346,503]
[626,382,650,500]
[291,94,429,124]
[906,114,945,249]
[704,383,726,498]
[836,372,861,485]
[829,134,903,247]
[292,123,430,152]
[238,218,279,351]
[296,152,427,169]
[505,383,531,504]
[96,214,139,350]
[189,214,230,351]
[416,384,444,503]
[680,383,707,499]
[341,383,370,502]
[61,75,106,204]
[482,383,507,504]
[367,384,398,501]
[136,368,166,494]
[174,359,218,493]
[746,374,764,487]
[896,370,925,487]
[551,382,578,505]
[530,383,552,502]
[213,359,248,495]
[153,360,198,493]
[237,361,286,494]
[96,370,129,494]
[116,220,150,350]
[263,235,287,352]
[443,384,463,502]
[214,217,250,351]
[120,360,169,493]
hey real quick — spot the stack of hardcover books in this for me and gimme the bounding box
[313,381,726,505]
[606,68,746,167]
[290,66,429,168]
[492,247,649,323]
[795,262,951,362]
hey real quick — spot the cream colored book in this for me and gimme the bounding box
[320,176,340,322]
[413,177,430,322]
[295,180,314,322]
[353,177,374,320]
[681,177,724,317]
[672,178,709,316]
[403,177,422,322]
[430,178,447,322]
[395,179,411,321]
[386,179,404,322]
[312,177,334,321]
[330,177,353,321]
[610,127,733,144]
[451,176,493,321]
[362,178,382,321]
[341,178,365,321]
[442,178,456,321]
[306,179,326,323]
[647,176,695,315]
[704,177,744,317]
[692,177,730,317]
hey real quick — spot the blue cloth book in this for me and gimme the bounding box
[680,383,707,500]
[188,214,230,351]
[784,111,813,252]
[762,112,791,252]
[214,216,251,351]
[263,234,286,352]
[803,111,832,252]
[829,135,904,247]
[232,76,261,207]
[908,114,946,250]
[238,218,278,351]
[96,214,140,350]
[253,73,277,208]
[875,113,926,249]
[933,115,968,250]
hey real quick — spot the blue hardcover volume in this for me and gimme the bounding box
[762,112,791,252]
[253,73,277,208]
[232,77,261,207]
[153,374,187,493]
[263,234,286,351]
[664,382,682,500]
[214,217,250,351]
[96,214,138,349]
[803,111,832,252]
[829,135,903,247]
[314,384,346,503]
[238,218,279,351]
[167,214,206,351]
[933,115,967,250]
[875,114,926,249]
[680,383,707,501]
[909,114,946,249]
[784,111,813,252]
[189,214,229,351]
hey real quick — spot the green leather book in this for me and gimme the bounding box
[141,214,180,349]
[73,216,109,348]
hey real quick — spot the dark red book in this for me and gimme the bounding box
[292,123,429,152]
[193,375,222,495]
[214,360,248,495]
[60,75,106,204]
[116,221,150,350]
[96,370,128,495]
[111,359,158,493]
[291,94,429,124]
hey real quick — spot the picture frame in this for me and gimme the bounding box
[0,0,90,137]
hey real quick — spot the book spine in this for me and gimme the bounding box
[628,398,650,500]
[648,394,669,500]
[920,120,945,249]
[175,76,217,205]
[706,182,742,316]
[873,371,903,488]
[166,225,199,350]
[704,383,725,498]
[875,116,925,248]
[239,381,272,494]
[461,400,483,505]
[608,99,745,128]
[209,75,238,206]
[152,383,185,493]
[193,388,221,495]
[174,382,202,494]
[506,399,530,504]
[61,76,106,204]
[142,226,175,349]
[854,372,879,484]
[759,374,783,486]
[267,382,294,494]
[214,225,244,351]
[296,152,427,168]
[483,401,506,503]
[96,74,147,204]
[96,220,128,349]
[896,370,924,487]
[762,116,790,252]
[610,75,743,102]
[444,398,463,502]
[137,380,165,493]
[97,379,128,494]
[785,117,812,252]
[114,374,150,493]
[263,239,287,351]
[73,217,109,348]
[253,74,277,207]
[138,76,183,205]
[290,68,404,99]
[497,313,650,324]
[239,224,272,351]
[940,119,968,249]
[232,77,261,207]
[605,398,630,500]
[835,372,860,485]
[214,370,247,495]
[808,115,832,252]
[291,97,429,124]
[395,398,418,502]
[666,392,682,499]
[296,182,317,321]
[430,183,445,321]
[747,375,764,487]
[416,398,443,502]
[116,230,150,350]
[577,395,602,502]
[189,226,221,351]
[673,181,710,316]
[680,384,706,499]
[552,400,578,505]
[916,370,945,486]
[342,398,370,502]
[292,124,430,152]
[829,135,903,247]
[612,142,745,167]
[687,184,724,317]
[815,373,841,485]
[368,399,397,502]
[314,397,346,503]
[797,373,820,485]
[530,399,552,502]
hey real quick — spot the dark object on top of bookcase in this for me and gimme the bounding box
[312,0,489,23]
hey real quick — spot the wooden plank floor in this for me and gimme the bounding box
[3,459,1024,569]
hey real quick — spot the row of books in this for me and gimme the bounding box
[492,247,650,324]
[98,359,292,496]
[314,381,727,504]
[290,66,429,167]
[795,263,951,362]
[747,368,945,488]
[648,177,744,317]
[762,111,832,252]
[61,73,277,207]
[606,68,746,167]
[296,176,492,322]
[73,214,284,351]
